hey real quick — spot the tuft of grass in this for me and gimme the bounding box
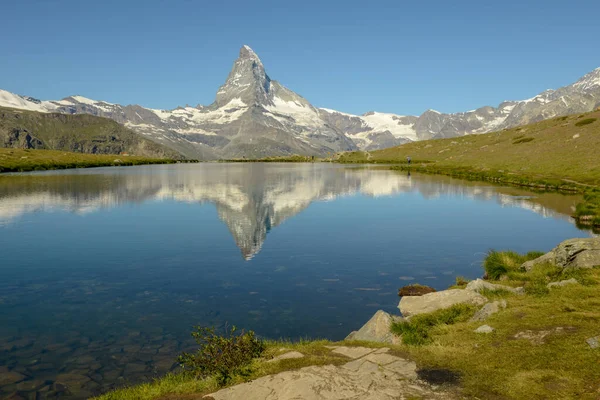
[483,250,545,280]
[390,304,476,345]
[575,118,597,127]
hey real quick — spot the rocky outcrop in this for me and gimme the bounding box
[522,238,600,271]
[398,289,488,318]
[465,279,524,295]
[205,346,453,400]
[345,310,402,344]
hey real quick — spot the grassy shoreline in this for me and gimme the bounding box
[0,148,194,173]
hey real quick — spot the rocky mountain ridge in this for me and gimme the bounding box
[1,46,599,158]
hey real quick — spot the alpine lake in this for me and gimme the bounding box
[0,162,592,399]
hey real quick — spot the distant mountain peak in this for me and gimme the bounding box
[573,68,600,91]
[214,45,271,107]
[240,45,261,62]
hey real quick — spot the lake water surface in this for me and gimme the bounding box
[0,163,592,398]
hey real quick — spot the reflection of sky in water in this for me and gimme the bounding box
[0,163,592,398]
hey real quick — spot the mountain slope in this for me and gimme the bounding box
[0,106,182,159]
[338,109,600,186]
[0,47,599,156]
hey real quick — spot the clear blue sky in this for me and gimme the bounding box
[2,0,599,116]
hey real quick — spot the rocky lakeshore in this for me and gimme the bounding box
[347,237,600,342]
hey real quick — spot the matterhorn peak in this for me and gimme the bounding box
[239,45,261,62]
[214,45,272,107]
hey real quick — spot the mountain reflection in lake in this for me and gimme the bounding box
[0,163,591,399]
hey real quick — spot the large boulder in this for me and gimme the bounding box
[398,289,488,318]
[345,310,402,344]
[522,238,600,271]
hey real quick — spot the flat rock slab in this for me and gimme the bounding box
[267,351,305,363]
[205,351,449,400]
[399,289,488,318]
[331,346,374,359]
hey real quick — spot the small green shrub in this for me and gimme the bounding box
[513,137,535,144]
[391,304,476,345]
[575,118,597,127]
[178,326,265,385]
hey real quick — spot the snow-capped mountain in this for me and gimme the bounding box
[1,47,599,157]
[319,67,600,144]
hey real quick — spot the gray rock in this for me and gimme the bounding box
[474,325,495,333]
[399,289,488,318]
[345,310,402,344]
[470,300,507,322]
[547,278,579,288]
[522,238,600,271]
[586,336,600,349]
[466,279,524,295]
[205,348,443,400]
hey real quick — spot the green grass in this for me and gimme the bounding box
[390,304,477,345]
[0,148,187,173]
[391,260,600,399]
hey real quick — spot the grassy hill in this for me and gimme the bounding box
[337,110,600,186]
[0,106,183,160]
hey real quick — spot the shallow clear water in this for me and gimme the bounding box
[0,163,590,398]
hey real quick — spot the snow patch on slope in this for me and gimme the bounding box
[361,112,417,140]
[0,89,58,112]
